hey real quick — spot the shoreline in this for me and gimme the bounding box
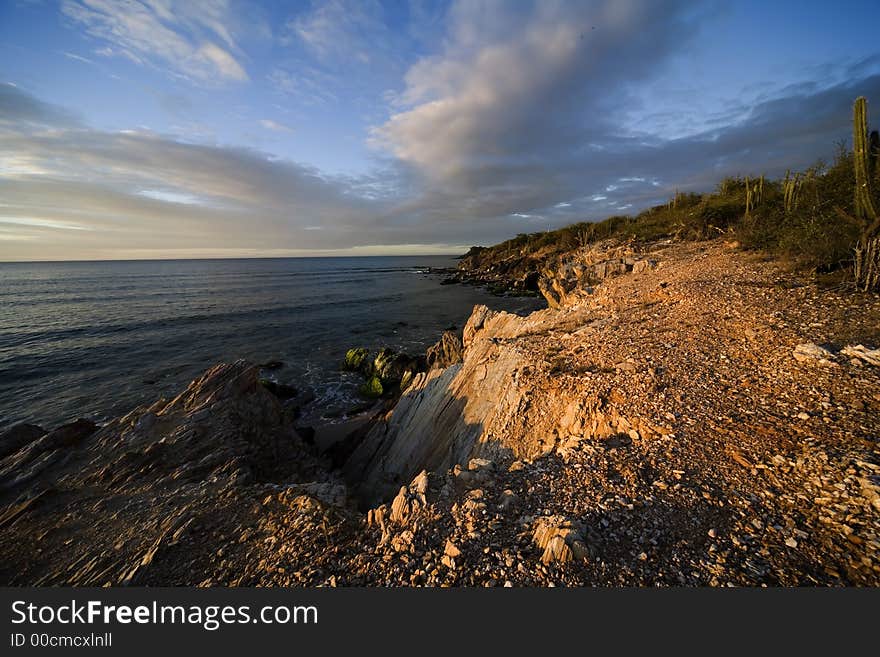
[0,257,543,434]
[1,237,878,586]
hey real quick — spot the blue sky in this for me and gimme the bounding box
[1,0,879,260]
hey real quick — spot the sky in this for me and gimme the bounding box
[1,0,879,261]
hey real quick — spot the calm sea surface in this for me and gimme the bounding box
[0,256,543,430]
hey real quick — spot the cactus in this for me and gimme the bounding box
[853,97,878,223]
[853,97,880,291]
[744,176,763,218]
[744,176,751,217]
[783,171,800,214]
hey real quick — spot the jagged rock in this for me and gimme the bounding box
[793,343,838,366]
[387,470,431,525]
[468,458,495,472]
[532,516,588,565]
[0,423,46,460]
[426,330,464,369]
[444,540,461,558]
[537,242,654,308]
[841,344,880,366]
[0,361,340,586]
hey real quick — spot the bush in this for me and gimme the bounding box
[467,138,877,274]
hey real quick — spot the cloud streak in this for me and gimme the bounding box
[61,0,248,82]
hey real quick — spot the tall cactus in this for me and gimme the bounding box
[783,171,800,214]
[853,97,878,224]
[744,176,751,217]
[745,175,764,218]
[853,97,880,291]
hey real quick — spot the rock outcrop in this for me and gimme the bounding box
[537,241,659,308]
[425,330,464,370]
[0,361,356,585]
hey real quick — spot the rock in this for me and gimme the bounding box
[366,504,387,529]
[260,360,284,370]
[793,343,838,366]
[343,348,369,371]
[532,516,588,564]
[0,423,46,460]
[360,376,384,398]
[468,458,494,472]
[499,489,519,511]
[840,344,880,367]
[258,379,298,400]
[444,540,461,558]
[796,412,811,421]
[519,271,540,291]
[425,330,464,370]
[388,470,432,525]
[370,348,424,388]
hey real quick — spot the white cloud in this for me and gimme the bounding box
[61,0,248,83]
[259,119,294,133]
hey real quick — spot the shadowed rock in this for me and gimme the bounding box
[0,424,46,460]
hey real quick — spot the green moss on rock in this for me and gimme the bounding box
[359,375,384,398]
[343,347,369,371]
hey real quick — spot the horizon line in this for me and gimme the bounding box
[0,252,468,264]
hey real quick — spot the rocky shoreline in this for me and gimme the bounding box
[1,238,879,586]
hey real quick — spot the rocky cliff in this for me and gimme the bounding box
[2,239,879,586]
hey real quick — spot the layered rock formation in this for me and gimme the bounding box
[0,362,357,585]
[538,240,659,308]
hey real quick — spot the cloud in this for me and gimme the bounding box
[373,0,880,227]
[0,84,396,259]
[62,51,95,65]
[271,1,421,111]
[61,0,248,83]
[0,82,79,126]
[259,119,294,133]
[285,0,389,62]
[5,1,880,260]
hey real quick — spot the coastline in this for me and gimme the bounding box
[1,237,878,586]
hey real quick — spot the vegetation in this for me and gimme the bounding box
[468,96,880,288]
[852,96,880,290]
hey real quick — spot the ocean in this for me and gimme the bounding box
[0,256,543,431]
